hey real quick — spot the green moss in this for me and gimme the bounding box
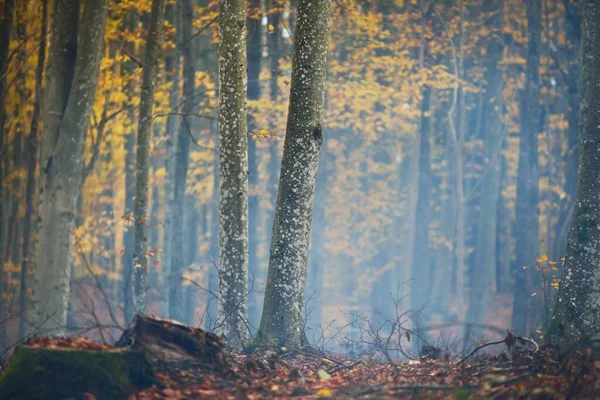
[244,328,264,353]
[0,346,155,400]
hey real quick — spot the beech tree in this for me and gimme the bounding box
[511,0,542,335]
[551,0,600,352]
[20,0,48,340]
[132,0,166,315]
[465,0,504,339]
[257,0,331,347]
[0,0,16,347]
[31,0,108,335]
[247,0,263,330]
[217,0,249,346]
[167,0,194,323]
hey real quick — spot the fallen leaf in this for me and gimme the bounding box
[316,388,333,397]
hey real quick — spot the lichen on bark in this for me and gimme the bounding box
[217,0,250,347]
[257,0,331,347]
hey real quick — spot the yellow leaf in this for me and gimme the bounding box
[316,388,333,397]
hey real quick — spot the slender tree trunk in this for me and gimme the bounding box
[217,0,249,346]
[430,112,456,319]
[307,139,327,338]
[0,0,15,133]
[266,0,281,251]
[554,1,581,260]
[32,0,108,336]
[207,151,219,328]
[465,0,504,341]
[19,0,48,340]
[132,0,165,316]
[411,9,432,351]
[167,0,194,322]
[0,0,16,352]
[186,195,199,325]
[247,0,263,331]
[257,0,331,347]
[511,0,541,335]
[550,0,600,353]
[121,11,142,323]
[162,0,181,317]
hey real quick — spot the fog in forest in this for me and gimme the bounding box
[0,0,582,358]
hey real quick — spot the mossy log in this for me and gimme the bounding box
[0,345,155,400]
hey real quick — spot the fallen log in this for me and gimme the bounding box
[115,315,229,373]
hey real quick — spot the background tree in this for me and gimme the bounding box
[257,0,331,347]
[19,0,47,340]
[465,0,504,343]
[132,0,166,315]
[167,0,194,323]
[511,0,542,335]
[247,0,263,330]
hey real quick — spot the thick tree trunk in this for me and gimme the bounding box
[550,0,600,353]
[32,0,108,336]
[465,0,504,339]
[217,0,249,346]
[257,0,331,347]
[511,0,541,335]
[19,0,48,340]
[168,0,194,323]
[133,0,166,315]
[247,0,263,331]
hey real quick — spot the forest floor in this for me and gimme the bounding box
[133,346,600,399]
[3,332,599,399]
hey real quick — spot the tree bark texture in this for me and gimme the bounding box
[258,0,331,347]
[217,0,249,347]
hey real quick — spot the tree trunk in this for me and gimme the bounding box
[0,0,16,352]
[266,0,281,254]
[410,10,432,350]
[554,0,581,261]
[511,0,541,335]
[257,0,331,347]
[306,139,327,338]
[122,11,139,324]
[168,0,194,323]
[247,0,263,331]
[465,0,504,339]
[19,0,48,340]
[550,0,600,353]
[32,0,108,336]
[161,0,180,317]
[132,0,166,316]
[217,0,249,347]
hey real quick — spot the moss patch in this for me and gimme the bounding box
[0,346,155,400]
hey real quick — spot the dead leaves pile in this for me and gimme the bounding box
[133,349,600,399]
